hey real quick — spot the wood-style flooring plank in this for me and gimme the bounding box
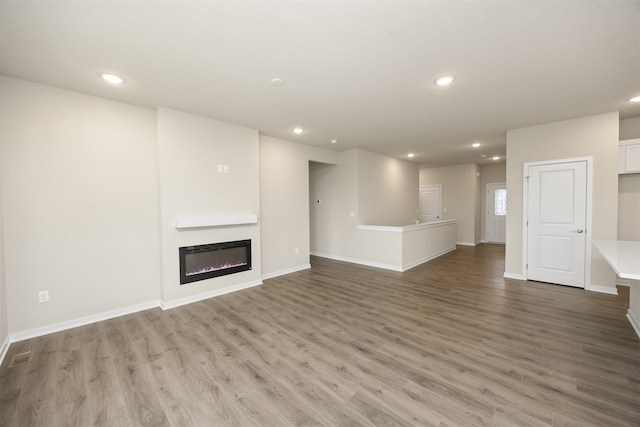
[111,351,169,427]
[13,333,61,423]
[0,244,638,426]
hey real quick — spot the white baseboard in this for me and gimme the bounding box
[456,241,477,247]
[262,264,311,280]
[311,252,403,272]
[160,279,262,310]
[503,272,525,280]
[627,309,640,339]
[0,334,11,368]
[7,279,265,344]
[402,246,456,271]
[587,284,619,295]
[312,248,456,273]
[10,299,162,343]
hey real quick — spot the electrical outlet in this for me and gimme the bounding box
[217,164,223,173]
[295,248,299,254]
[38,291,49,303]
[223,165,229,173]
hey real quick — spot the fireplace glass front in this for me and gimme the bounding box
[179,239,251,285]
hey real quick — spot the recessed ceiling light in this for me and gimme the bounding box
[435,75,455,86]
[293,127,304,134]
[407,153,415,158]
[492,156,500,160]
[629,95,640,102]
[271,78,284,86]
[100,73,124,84]
[331,139,338,144]
[472,142,481,148]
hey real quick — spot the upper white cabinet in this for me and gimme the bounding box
[619,139,640,174]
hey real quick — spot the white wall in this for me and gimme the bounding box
[310,150,359,257]
[310,148,419,263]
[358,150,419,226]
[618,117,640,241]
[156,108,261,304]
[419,163,480,245]
[259,135,337,278]
[505,112,619,291]
[473,163,481,244]
[479,163,507,242]
[619,175,640,241]
[1,77,162,333]
[0,133,7,352]
[619,117,640,140]
[617,117,640,327]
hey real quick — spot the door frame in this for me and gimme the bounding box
[522,156,593,288]
[486,182,506,243]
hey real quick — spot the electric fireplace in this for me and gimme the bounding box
[179,239,251,285]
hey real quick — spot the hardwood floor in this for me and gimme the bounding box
[1,244,638,426]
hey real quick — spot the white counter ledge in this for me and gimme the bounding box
[357,219,456,233]
[593,240,640,281]
[593,239,640,338]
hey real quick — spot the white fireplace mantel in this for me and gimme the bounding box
[174,214,258,229]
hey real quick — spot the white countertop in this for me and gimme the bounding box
[593,240,640,281]
[357,219,456,233]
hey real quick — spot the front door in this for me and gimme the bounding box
[526,160,587,288]
[486,183,506,243]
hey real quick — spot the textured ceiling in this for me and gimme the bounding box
[2,0,639,166]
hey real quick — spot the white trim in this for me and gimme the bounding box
[357,219,456,233]
[160,280,262,310]
[456,241,477,247]
[262,264,311,280]
[627,309,640,339]
[619,138,640,146]
[312,247,456,273]
[522,165,529,279]
[174,214,258,229]
[402,246,456,271]
[311,252,403,272]
[10,299,162,343]
[0,334,11,368]
[522,157,593,288]
[586,284,619,295]
[585,157,594,289]
[6,278,266,344]
[356,224,403,233]
[503,272,525,280]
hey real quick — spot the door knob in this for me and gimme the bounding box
[571,229,584,233]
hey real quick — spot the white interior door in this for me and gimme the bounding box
[526,161,587,288]
[419,185,442,222]
[486,183,506,243]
